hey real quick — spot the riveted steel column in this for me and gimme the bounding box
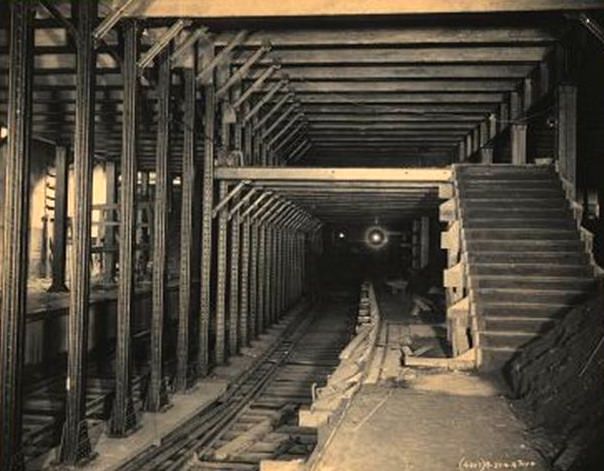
[199,44,215,377]
[264,224,273,327]
[103,161,117,284]
[111,19,139,437]
[269,226,278,323]
[215,181,228,364]
[176,65,197,391]
[257,223,267,331]
[58,0,96,463]
[48,145,69,292]
[0,4,34,469]
[249,221,259,338]
[228,196,240,356]
[240,217,251,346]
[148,46,171,408]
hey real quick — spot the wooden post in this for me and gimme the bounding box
[103,160,117,284]
[556,84,577,200]
[511,124,527,165]
[176,66,197,391]
[48,145,69,292]
[481,145,494,164]
[147,46,171,410]
[198,44,215,376]
[420,216,430,268]
[58,0,96,462]
[0,4,34,469]
[111,19,139,437]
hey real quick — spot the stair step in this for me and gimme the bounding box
[483,316,557,334]
[463,218,576,230]
[476,288,590,304]
[457,166,555,179]
[459,180,562,190]
[471,262,591,277]
[477,301,571,318]
[478,330,537,350]
[470,275,594,291]
[463,207,572,219]
[468,251,589,265]
[465,228,579,241]
[457,163,553,172]
[462,198,567,209]
[466,239,585,253]
[479,347,521,371]
[459,188,563,199]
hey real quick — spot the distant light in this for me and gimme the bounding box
[369,231,383,244]
[337,232,346,239]
[365,225,389,249]
[0,126,7,139]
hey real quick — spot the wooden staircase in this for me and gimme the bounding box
[441,164,596,371]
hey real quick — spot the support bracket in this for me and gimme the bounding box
[138,20,192,69]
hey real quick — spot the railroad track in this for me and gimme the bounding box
[118,291,356,471]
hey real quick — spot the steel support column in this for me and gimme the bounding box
[257,224,267,331]
[215,181,229,364]
[228,199,241,356]
[48,145,69,292]
[58,0,97,464]
[0,4,34,469]
[111,20,139,436]
[148,46,171,408]
[103,161,117,284]
[176,66,197,391]
[199,44,215,376]
[239,218,251,346]
[249,222,259,338]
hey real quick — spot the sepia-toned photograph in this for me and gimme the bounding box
[0,1,603,470]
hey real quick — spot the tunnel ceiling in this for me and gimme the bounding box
[0,3,585,169]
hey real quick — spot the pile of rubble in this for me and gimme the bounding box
[508,293,604,471]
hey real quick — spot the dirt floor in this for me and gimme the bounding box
[313,287,549,471]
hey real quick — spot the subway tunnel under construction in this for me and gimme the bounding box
[1,1,604,470]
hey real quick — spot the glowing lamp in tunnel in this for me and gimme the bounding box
[337,231,346,240]
[364,226,388,249]
[0,126,7,139]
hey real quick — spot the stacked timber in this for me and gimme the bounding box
[298,281,380,429]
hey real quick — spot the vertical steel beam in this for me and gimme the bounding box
[215,181,229,364]
[48,145,69,292]
[239,217,251,346]
[0,4,34,469]
[228,193,241,356]
[198,43,215,376]
[249,222,259,338]
[103,160,117,284]
[111,19,139,437]
[257,223,267,331]
[148,46,171,409]
[58,0,96,464]
[176,66,197,391]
